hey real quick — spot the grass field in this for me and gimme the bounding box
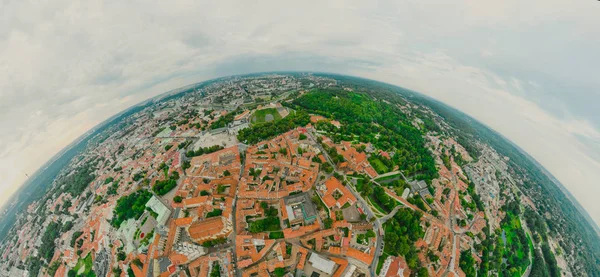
[269,231,284,239]
[73,253,95,277]
[368,157,389,174]
[251,108,282,123]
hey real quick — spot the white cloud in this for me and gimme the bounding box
[0,0,599,226]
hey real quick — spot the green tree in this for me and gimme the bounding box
[210,262,221,277]
[274,268,286,277]
[153,179,177,195]
[112,190,153,227]
[117,251,126,261]
[459,250,477,277]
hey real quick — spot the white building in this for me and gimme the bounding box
[145,196,171,226]
[308,253,336,275]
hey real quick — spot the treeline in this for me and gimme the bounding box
[541,243,560,277]
[381,76,600,274]
[475,224,493,276]
[459,250,477,277]
[210,111,235,129]
[292,90,437,181]
[153,179,177,196]
[111,190,152,228]
[383,209,425,272]
[528,243,560,277]
[465,181,484,212]
[186,145,224,158]
[524,208,561,276]
[524,208,547,243]
[237,111,311,144]
[530,248,550,277]
[54,163,97,197]
[372,186,396,213]
[153,171,179,196]
[27,220,66,276]
[40,221,62,261]
[322,74,480,157]
[322,75,600,275]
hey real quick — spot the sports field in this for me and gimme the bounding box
[251,108,282,123]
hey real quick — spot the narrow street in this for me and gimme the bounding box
[309,129,381,276]
[232,144,245,277]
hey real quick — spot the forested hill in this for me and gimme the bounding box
[291,89,438,182]
[318,73,600,275]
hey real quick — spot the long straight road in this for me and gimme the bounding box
[442,174,460,277]
[232,145,245,277]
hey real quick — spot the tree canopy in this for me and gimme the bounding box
[383,208,424,271]
[111,190,152,227]
[292,90,437,181]
[153,179,177,196]
[237,111,311,144]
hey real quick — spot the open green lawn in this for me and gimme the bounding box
[73,253,95,277]
[251,108,282,123]
[368,157,389,174]
[269,231,285,239]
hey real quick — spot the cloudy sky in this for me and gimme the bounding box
[1,0,599,225]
